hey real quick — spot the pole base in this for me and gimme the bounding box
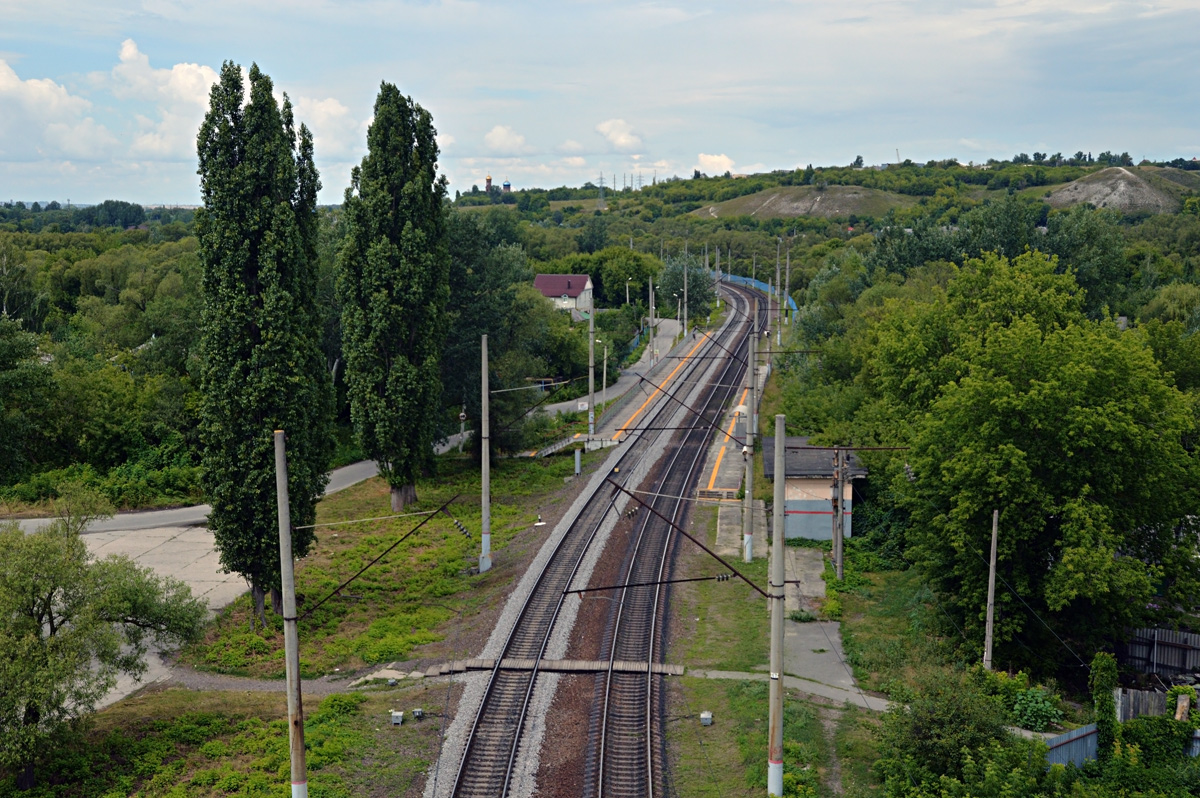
[768,761,783,797]
[743,535,753,563]
[479,553,492,573]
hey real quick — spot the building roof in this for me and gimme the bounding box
[762,436,868,480]
[534,274,592,299]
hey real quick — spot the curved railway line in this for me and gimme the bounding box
[450,282,765,798]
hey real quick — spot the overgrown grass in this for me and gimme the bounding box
[184,452,591,678]
[839,568,953,698]
[835,704,882,797]
[0,684,452,798]
[668,679,835,798]
[672,507,770,672]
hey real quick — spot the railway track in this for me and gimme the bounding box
[591,285,764,798]
[450,283,762,798]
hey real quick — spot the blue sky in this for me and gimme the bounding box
[2,0,1198,205]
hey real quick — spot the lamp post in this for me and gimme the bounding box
[626,277,632,306]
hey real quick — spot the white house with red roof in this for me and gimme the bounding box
[533,273,593,312]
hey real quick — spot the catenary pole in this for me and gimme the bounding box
[984,509,999,670]
[768,415,786,796]
[480,336,492,573]
[785,244,791,326]
[649,277,656,367]
[775,238,782,346]
[743,323,756,563]
[274,431,308,798]
[684,247,690,338]
[588,288,595,436]
[750,301,758,436]
[834,449,845,581]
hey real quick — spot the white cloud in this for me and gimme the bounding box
[560,156,586,167]
[294,95,364,160]
[696,153,734,174]
[109,39,218,159]
[0,59,117,161]
[559,139,584,153]
[595,118,642,151]
[484,124,526,154]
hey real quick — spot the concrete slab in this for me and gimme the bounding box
[784,620,854,691]
[688,668,889,712]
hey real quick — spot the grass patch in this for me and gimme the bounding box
[184,451,593,678]
[0,684,453,797]
[667,678,834,797]
[839,568,952,697]
[673,507,769,672]
[834,704,882,797]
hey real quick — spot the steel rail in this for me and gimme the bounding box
[450,293,746,798]
[595,284,756,797]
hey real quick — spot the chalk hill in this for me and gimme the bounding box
[1046,166,1194,214]
[693,185,917,220]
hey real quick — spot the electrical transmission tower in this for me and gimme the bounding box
[598,172,606,210]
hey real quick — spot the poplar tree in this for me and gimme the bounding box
[196,62,333,624]
[338,82,449,510]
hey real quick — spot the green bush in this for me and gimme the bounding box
[1011,687,1063,732]
[876,670,1009,787]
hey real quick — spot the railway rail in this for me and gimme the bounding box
[450,282,763,798]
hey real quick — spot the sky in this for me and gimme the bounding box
[1,0,1199,206]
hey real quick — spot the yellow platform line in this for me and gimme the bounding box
[706,386,749,490]
[612,333,711,442]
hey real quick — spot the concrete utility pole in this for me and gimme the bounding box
[984,509,999,670]
[833,449,845,581]
[768,415,786,797]
[274,431,308,798]
[601,341,608,410]
[648,277,656,367]
[750,301,758,436]
[743,325,756,563]
[588,290,596,436]
[480,336,492,573]
[775,238,782,346]
[684,249,690,338]
[784,244,791,326]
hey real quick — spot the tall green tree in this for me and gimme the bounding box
[337,82,448,510]
[894,254,1200,672]
[196,62,333,623]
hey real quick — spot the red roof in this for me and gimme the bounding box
[534,274,591,298]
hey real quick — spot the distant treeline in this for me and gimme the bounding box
[0,199,194,236]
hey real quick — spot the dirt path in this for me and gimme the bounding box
[818,706,844,795]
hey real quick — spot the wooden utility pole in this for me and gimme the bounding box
[480,336,492,573]
[984,509,999,669]
[768,415,786,797]
[274,431,308,798]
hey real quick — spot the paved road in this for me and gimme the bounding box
[542,319,680,417]
[10,435,479,535]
